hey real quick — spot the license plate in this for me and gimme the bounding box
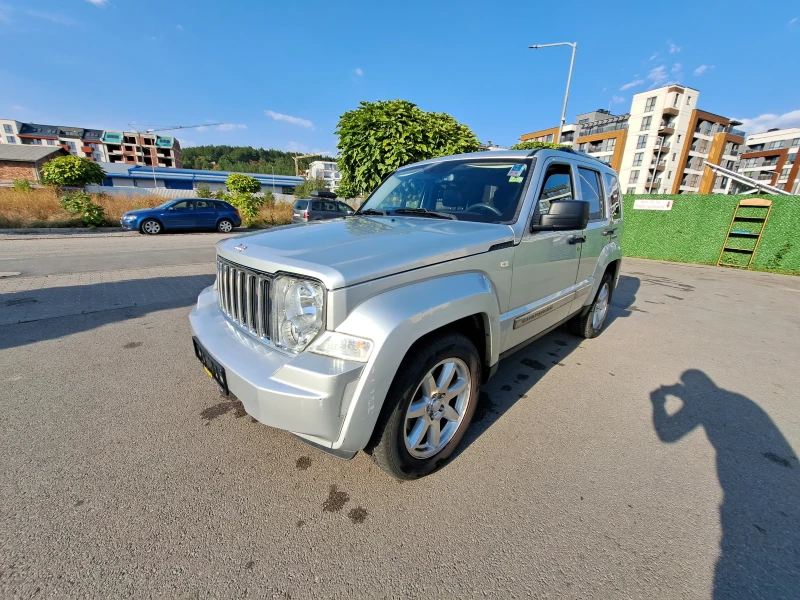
[192,337,229,395]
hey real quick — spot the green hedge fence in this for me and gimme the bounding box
[621,194,799,275]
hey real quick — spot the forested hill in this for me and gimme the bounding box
[181,145,335,175]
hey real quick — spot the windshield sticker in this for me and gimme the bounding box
[507,164,526,177]
[509,176,523,183]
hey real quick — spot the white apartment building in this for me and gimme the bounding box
[736,128,800,193]
[306,160,341,190]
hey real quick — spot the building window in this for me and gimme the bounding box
[698,139,709,153]
[578,118,589,124]
[33,138,43,145]
[46,139,55,145]
[673,94,680,107]
[668,171,672,179]
[776,183,786,190]
[788,153,797,165]
[641,116,652,131]
[546,134,553,142]
[791,138,800,147]
[66,141,76,152]
[629,170,640,183]
[3,124,12,134]
[578,143,587,152]
[636,135,648,149]
[633,152,643,166]
[5,136,15,144]
[779,169,790,181]
[687,95,692,105]
[607,138,616,151]
[689,174,699,186]
[744,158,756,168]
[627,187,636,194]
[767,140,784,150]
[677,135,682,143]
[672,153,677,161]
[645,96,657,112]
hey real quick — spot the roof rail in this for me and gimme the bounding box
[553,146,610,165]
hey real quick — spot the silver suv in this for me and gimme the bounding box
[190,149,623,479]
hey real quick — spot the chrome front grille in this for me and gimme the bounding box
[216,258,271,339]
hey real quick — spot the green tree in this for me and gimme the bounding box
[292,178,328,199]
[226,173,261,194]
[335,100,480,198]
[510,140,567,150]
[181,145,334,176]
[59,192,106,227]
[41,156,106,187]
[195,183,212,198]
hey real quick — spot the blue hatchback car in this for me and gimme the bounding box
[120,199,242,235]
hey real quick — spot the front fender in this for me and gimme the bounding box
[329,272,501,452]
[583,239,623,307]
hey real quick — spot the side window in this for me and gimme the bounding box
[172,200,192,210]
[195,200,213,209]
[294,200,308,211]
[323,201,337,211]
[577,167,605,221]
[603,173,622,220]
[337,202,351,213]
[311,201,322,211]
[536,163,574,215]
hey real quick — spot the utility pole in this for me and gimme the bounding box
[529,42,578,146]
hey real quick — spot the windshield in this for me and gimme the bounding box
[358,157,535,223]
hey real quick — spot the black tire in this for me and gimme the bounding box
[370,333,481,480]
[140,219,162,235]
[569,271,614,339]
[217,219,234,233]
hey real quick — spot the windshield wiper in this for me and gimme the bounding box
[393,208,457,220]
[358,208,388,216]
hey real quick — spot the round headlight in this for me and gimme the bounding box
[272,276,325,352]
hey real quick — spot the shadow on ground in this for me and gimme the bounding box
[0,274,214,350]
[650,370,800,598]
[458,274,641,452]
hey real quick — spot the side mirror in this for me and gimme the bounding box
[531,200,589,232]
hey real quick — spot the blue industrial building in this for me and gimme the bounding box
[96,162,305,194]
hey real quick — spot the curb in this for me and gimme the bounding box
[0,227,128,234]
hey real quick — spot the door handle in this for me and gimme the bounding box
[602,228,617,236]
[568,235,586,245]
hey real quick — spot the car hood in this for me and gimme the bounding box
[122,208,160,217]
[216,216,514,289]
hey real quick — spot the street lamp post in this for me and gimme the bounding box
[529,42,578,146]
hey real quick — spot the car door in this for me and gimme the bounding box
[193,200,218,228]
[310,200,323,220]
[502,159,584,352]
[322,201,339,219]
[161,200,194,229]
[574,165,611,286]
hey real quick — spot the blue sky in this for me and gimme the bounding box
[1,0,799,153]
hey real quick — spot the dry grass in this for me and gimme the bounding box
[0,188,295,229]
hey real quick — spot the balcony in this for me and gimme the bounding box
[81,146,92,153]
[724,126,746,137]
[650,158,666,170]
[662,107,680,116]
[659,122,675,135]
[579,121,628,136]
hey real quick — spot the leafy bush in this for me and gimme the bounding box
[196,183,212,198]
[212,189,227,200]
[225,192,265,226]
[510,140,567,150]
[226,173,261,194]
[60,192,106,228]
[13,179,32,192]
[335,99,480,198]
[292,178,328,199]
[41,156,106,187]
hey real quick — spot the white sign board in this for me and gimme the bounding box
[633,199,673,211]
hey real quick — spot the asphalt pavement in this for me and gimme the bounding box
[1,233,799,599]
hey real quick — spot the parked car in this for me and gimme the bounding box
[190,149,623,479]
[121,199,242,234]
[292,190,354,223]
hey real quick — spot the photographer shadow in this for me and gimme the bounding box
[650,370,800,599]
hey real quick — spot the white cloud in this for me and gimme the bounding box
[671,63,682,74]
[217,123,247,131]
[611,95,625,104]
[11,105,27,111]
[790,17,798,24]
[736,110,800,134]
[286,142,331,155]
[265,110,314,130]
[85,0,109,6]
[620,79,644,91]
[646,65,668,88]
[694,64,714,76]
[176,24,183,30]
[354,67,363,76]
[668,40,681,54]
[649,52,659,61]
[24,10,77,26]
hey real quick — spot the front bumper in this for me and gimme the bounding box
[189,286,364,442]
[120,218,138,231]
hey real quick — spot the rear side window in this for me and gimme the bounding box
[311,201,322,211]
[337,202,351,213]
[195,200,214,209]
[322,201,337,211]
[577,167,605,220]
[294,200,308,210]
[603,173,622,220]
